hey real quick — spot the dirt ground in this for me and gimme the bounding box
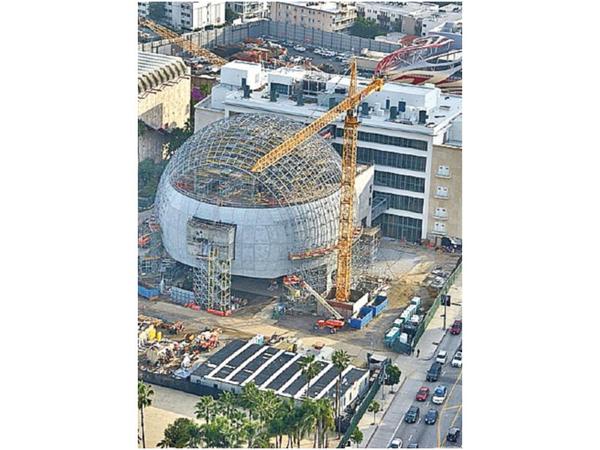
[139,241,458,363]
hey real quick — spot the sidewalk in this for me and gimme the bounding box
[361,275,462,447]
[415,277,463,360]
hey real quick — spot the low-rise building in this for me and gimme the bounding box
[195,61,462,242]
[164,1,226,31]
[358,2,462,36]
[228,1,269,21]
[191,339,370,407]
[138,52,191,160]
[270,1,357,32]
[138,2,150,18]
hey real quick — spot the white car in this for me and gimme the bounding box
[451,351,462,368]
[390,438,403,448]
[436,350,448,364]
[293,45,306,52]
[431,385,447,405]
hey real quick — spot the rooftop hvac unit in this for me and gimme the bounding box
[360,102,369,116]
[389,106,398,120]
[385,98,391,110]
[398,101,406,112]
[418,110,427,124]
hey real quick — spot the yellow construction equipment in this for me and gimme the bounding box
[251,60,387,302]
[139,17,228,67]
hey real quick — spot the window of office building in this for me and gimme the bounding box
[437,165,450,177]
[332,143,427,172]
[335,128,428,151]
[374,192,423,213]
[373,214,422,242]
[374,171,425,193]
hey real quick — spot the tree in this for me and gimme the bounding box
[314,398,335,448]
[201,416,244,448]
[163,118,193,160]
[332,349,351,436]
[138,158,168,200]
[218,391,237,418]
[367,400,381,425]
[157,418,200,448]
[194,395,216,424]
[138,380,154,448]
[348,16,386,39]
[299,354,319,399]
[349,428,364,447]
[240,382,261,419]
[385,364,402,393]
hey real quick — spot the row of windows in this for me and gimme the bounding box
[332,143,426,172]
[335,128,428,151]
[374,171,425,193]
[374,192,424,214]
[373,214,423,242]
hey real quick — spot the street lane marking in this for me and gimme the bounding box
[443,405,461,411]
[440,404,462,447]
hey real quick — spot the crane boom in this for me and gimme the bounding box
[139,17,227,67]
[250,76,384,173]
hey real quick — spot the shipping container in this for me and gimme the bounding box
[366,295,389,317]
[349,306,374,329]
[138,285,160,299]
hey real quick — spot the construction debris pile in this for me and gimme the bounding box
[138,315,221,378]
[422,256,461,292]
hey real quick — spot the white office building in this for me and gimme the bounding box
[195,62,462,242]
[164,1,226,31]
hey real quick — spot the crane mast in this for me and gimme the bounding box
[250,63,385,302]
[335,60,359,302]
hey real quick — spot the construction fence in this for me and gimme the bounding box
[139,20,401,56]
[393,258,462,354]
[338,361,389,448]
[139,370,221,398]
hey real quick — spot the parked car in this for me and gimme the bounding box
[293,45,306,52]
[436,350,448,364]
[426,362,442,382]
[389,438,403,448]
[407,443,419,448]
[450,320,462,335]
[432,385,448,404]
[451,351,462,368]
[424,409,438,425]
[415,386,430,401]
[447,427,461,443]
[404,406,420,423]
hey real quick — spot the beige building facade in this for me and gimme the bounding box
[138,52,191,161]
[270,1,357,32]
[427,143,462,242]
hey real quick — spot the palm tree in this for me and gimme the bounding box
[218,391,237,418]
[194,395,216,424]
[240,382,260,419]
[230,408,247,428]
[138,380,154,448]
[314,398,335,448]
[300,398,319,447]
[332,349,351,435]
[201,416,244,448]
[241,418,264,448]
[299,354,319,399]
[349,428,364,448]
[367,400,381,425]
[157,417,200,448]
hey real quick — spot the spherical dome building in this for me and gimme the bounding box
[156,114,342,279]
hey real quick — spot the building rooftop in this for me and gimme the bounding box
[278,1,356,14]
[138,52,188,95]
[212,69,461,136]
[192,339,369,400]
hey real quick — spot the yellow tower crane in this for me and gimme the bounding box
[251,61,386,302]
[139,17,228,67]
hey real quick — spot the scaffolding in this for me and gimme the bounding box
[187,217,235,312]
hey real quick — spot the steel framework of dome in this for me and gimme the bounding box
[155,114,345,310]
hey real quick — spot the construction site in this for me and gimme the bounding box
[137,11,461,412]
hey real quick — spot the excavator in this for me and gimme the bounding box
[252,60,390,332]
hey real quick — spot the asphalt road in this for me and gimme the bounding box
[390,332,463,448]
